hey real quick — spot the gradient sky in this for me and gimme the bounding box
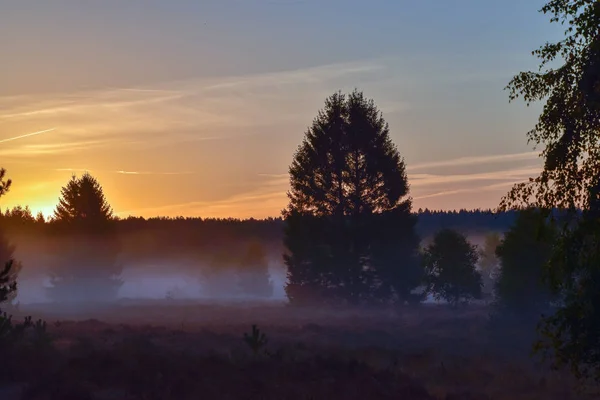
[0,0,564,219]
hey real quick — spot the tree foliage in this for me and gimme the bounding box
[494,209,557,318]
[0,168,11,197]
[0,168,18,307]
[238,240,274,298]
[0,232,22,307]
[200,251,240,298]
[422,229,482,307]
[500,0,600,382]
[53,173,114,228]
[47,173,122,303]
[283,90,421,306]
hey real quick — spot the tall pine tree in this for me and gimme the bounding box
[283,90,421,306]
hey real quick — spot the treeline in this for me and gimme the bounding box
[0,206,516,245]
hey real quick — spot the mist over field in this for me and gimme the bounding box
[9,231,493,311]
[13,262,290,305]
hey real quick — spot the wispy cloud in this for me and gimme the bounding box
[413,181,526,201]
[408,151,540,171]
[0,57,397,143]
[115,170,195,176]
[409,167,540,187]
[0,140,110,157]
[0,127,57,144]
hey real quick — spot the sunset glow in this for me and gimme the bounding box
[0,0,557,218]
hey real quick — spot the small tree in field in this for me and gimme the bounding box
[200,250,240,298]
[423,229,482,307]
[238,240,274,298]
[47,173,122,303]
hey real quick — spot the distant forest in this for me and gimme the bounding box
[0,206,518,238]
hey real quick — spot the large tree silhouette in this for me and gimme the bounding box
[499,1,600,382]
[47,173,122,303]
[283,90,421,306]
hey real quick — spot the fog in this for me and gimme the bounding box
[9,233,491,307]
[14,262,289,305]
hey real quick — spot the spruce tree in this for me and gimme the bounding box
[284,90,421,306]
[47,173,122,303]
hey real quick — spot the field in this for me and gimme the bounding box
[0,300,596,400]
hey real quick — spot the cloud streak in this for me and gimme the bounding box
[0,127,57,144]
[115,170,195,176]
[413,181,527,201]
[409,167,540,187]
[407,151,541,171]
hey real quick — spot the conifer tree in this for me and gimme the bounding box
[0,168,18,307]
[283,90,421,306]
[47,173,122,303]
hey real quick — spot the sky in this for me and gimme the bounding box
[0,0,564,219]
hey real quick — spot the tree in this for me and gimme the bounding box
[0,261,17,306]
[499,0,600,382]
[54,172,114,227]
[0,168,18,307]
[35,211,45,224]
[283,90,421,306]
[0,231,22,307]
[238,240,274,298]
[47,173,122,303]
[494,209,557,318]
[200,250,240,298]
[422,229,482,308]
[478,232,501,298]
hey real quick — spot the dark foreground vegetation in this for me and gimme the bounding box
[0,302,595,400]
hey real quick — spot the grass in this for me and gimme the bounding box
[0,300,596,399]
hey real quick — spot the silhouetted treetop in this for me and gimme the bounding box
[0,168,11,197]
[287,90,410,217]
[53,173,114,226]
[502,0,600,211]
[501,0,600,383]
[0,168,17,306]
